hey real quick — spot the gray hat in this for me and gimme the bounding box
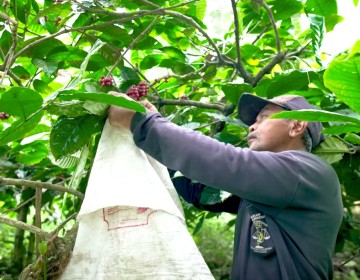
[238,93,325,148]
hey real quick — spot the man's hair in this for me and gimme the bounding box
[303,129,313,152]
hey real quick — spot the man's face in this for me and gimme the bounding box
[247,104,293,152]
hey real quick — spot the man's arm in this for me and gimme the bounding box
[169,170,240,214]
[108,95,300,208]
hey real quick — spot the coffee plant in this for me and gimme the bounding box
[0,0,359,278]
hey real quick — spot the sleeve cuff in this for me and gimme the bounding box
[130,111,147,132]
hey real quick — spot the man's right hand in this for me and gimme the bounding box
[140,99,158,113]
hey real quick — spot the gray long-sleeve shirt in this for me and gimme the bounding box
[130,111,343,280]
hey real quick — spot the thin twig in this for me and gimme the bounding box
[337,249,360,268]
[253,51,287,85]
[253,0,281,52]
[0,216,51,240]
[0,177,84,200]
[1,196,36,215]
[107,16,161,77]
[230,0,253,84]
[252,25,270,45]
[51,212,78,236]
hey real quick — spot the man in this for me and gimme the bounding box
[108,92,343,280]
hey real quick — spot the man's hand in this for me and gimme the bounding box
[108,91,158,130]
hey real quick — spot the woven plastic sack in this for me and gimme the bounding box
[60,120,214,280]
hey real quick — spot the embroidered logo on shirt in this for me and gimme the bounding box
[250,212,273,254]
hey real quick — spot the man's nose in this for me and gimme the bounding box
[249,123,256,132]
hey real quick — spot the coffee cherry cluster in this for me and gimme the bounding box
[99,76,113,87]
[0,112,10,120]
[126,81,150,101]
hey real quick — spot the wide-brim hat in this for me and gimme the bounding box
[238,93,325,148]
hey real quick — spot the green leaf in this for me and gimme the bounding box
[204,112,246,126]
[222,84,253,105]
[255,71,323,98]
[269,0,304,21]
[159,46,186,62]
[271,109,360,125]
[140,54,164,70]
[38,240,47,255]
[324,14,343,32]
[193,213,205,235]
[11,66,31,80]
[305,0,337,17]
[159,59,195,75]
[200,187,222,205]
[15,142,49,165]
[120,66,141,83]
[309,14,324,67]
[313,136,349,164]
[53,152,81,168]
[65,40,106,90]
[344,133,360,145]
[57,91,145,113]
[0,87,43,119]
[32,58,58,76]
[50,114,105,159]
[350,40,360,56]
[324,54,360,114]
[11,0,31,24]
[323,124,360,135]
[0,112,44,146]
[0,30,12,56]
[33,2,72,21]
[68,145,89,189]
[46,101,89,117]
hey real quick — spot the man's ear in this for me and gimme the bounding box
[289,120,308,138]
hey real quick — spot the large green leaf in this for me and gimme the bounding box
[14,141,49,165]
[160,46,187,62]
[140,54,165,70]
[271,109,360,125]
[0,87,43,119]
[50,114,105,159]
[255,71,323,98]
[33,2,73,22]
[222,84,253,105]
[324,54,360,114]
[305,0,337,17]
[0,112,44,146]
[268,0,304,21]
[57,91,145,113]
[32,58,58,76]
[11,0,31,24]
[313,136,349,164]
[323,124,360,135]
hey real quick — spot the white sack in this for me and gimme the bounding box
[60,120,215,280]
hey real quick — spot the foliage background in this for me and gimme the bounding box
[0,0,360,279]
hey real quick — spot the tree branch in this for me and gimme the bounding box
[0,216,51,240]
[253,51,287,85]
[107,16,161,77]
[0,12,18,86]
[150,96,226,111]
[230,0,254,84]
[0,177,84,200]
[253,0,281,52]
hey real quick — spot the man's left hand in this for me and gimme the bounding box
[108,91,137,130]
